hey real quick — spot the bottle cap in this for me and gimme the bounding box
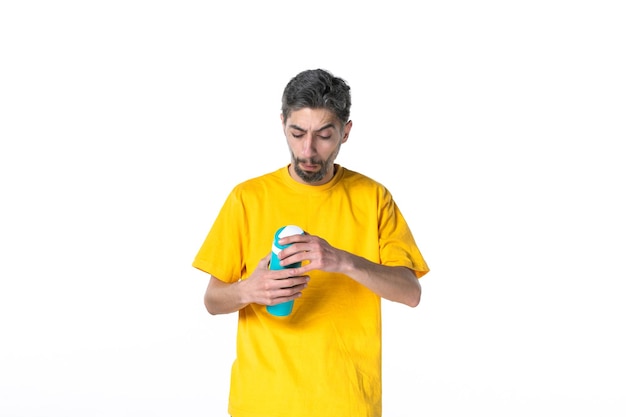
[272,225,304,253]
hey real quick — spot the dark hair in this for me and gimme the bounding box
[281,69,351,124]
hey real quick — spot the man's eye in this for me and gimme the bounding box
[319,135,331,140]
[292,133,304,138]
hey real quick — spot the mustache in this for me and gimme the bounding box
[295,157,323,165]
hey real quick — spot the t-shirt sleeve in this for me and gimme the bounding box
[378,188,429,278]
[192,187,247,282]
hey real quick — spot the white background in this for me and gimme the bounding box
[1,1,625,416]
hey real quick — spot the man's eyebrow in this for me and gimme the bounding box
[288,124,306,132]
[287,123,337,133]
[315,123,337,133]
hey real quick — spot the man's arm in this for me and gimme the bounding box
[203,276,248,315]
[203,254,310,315]
[276,234,422,307]
[344,258,421,307]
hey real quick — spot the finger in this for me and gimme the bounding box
[258,253,272,269]
[279,275,310,288]
[275,265,308,279]
[274,280,308,299]
[279,232,311,245]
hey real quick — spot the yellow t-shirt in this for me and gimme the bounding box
[193,165,429,417]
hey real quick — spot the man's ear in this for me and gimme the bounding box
[342,120,353,143]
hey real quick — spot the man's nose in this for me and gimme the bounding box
[301,135,316,157]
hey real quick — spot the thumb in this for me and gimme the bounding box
[259,252,272,269]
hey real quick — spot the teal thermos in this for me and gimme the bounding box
[267,225,304,316]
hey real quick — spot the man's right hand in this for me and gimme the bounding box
[203,253,309,315]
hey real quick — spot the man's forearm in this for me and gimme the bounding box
[204,276,247,315]
[343,254,421,307]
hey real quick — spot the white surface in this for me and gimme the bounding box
[1,1,625,416]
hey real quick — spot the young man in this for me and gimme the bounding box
[193,69,429,417]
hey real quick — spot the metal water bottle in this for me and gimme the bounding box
[267,225,304,316]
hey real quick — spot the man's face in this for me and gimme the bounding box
[282,108,352,185]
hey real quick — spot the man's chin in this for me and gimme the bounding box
[296,168,324,183]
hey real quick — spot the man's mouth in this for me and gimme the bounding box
[301,163,319,171]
